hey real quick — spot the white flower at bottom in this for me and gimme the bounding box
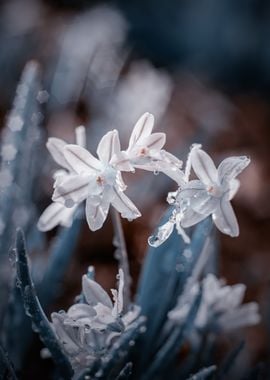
[51,269,140,372]
[52,129,141,231]
[168,274,260,333]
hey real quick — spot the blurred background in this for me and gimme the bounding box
[0,0,269,378]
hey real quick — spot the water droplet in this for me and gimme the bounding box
[65,199,75,208]
[153,170,159,176]
[139,326,147,333]
[40,348,51,359]
[183,249,192,259]
[148,221,174,247]
[8,114,23,131]
[176,264,184,272]
[129,340,135,346]
[37,90,49,104]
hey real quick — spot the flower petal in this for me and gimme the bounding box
[75,125,86,148]
[128,112,154,150]
[93,303,115,327]
[47,137,71,170]
[51,312,80,354]
[111,187,141,220]
[122,305,141,326]
[180,208,207,228]
[111,269,124,317]
[133,151,184,185]
[218,302,260,331]
[82,275,113,308]
[138,133,166,151]
[212,198,239,237]
[110,151,134,172]
[67,304,96,323]
[191,148,218,186]
[37,202,76,231]
[97,130,121,164]
[218,156,250,183]
[52,174,90,206]
[177,180,206,201]
[64,145,102,174]
[85,192,111,231]
[228,178,240,200]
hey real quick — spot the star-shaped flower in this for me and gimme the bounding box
[113,112,184,185]
[169,274,260,333]
[51,269,140,372]
[148,146,250,247]
[177,147,250,237]
[52,129,141,231]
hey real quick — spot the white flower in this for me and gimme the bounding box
[52,129,141,231]
[177,147,250,237]
[37,126,86,231]
[168,274,260,333]
[112,112,184,185]
[51,269,140,372]
[149,146,250,247]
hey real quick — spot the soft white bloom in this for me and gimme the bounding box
[113,112,184,185]
[37,126,86,231]
[51,269,140,372]
[52,129,141,231]
[177,147,250,237]
[168,274,260,333]
[149,145,250,247]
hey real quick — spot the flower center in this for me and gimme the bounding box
[138,147,149,157]
[206,184,222,198]
[96,166,117,187]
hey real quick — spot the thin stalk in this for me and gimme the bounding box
[111,209,131,311]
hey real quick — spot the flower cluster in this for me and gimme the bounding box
[168,274,260,334]
[38,112,250,244]
[38,113,183,232]
[51,268,140,372]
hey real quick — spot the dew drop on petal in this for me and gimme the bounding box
[65,199,75,208]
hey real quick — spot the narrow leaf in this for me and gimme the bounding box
[15,229,73,379]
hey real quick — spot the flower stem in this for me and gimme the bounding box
[111,209,131,311]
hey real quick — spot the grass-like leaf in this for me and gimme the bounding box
[142,289,202,380]
[15,228,73,379]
